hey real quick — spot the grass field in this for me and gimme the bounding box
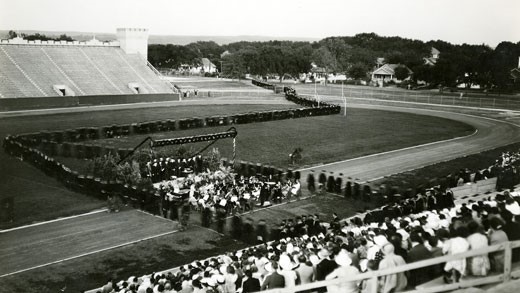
[168,78,261,90]
[67,107,475,172]
[0,102,474,229]
[0,104,297,229]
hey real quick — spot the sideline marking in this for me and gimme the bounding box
[0,229,179,278]
[0,209,108,234]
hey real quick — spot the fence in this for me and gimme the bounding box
[299,87,520,111]
[84,237,520,293]
[262,240,520,293]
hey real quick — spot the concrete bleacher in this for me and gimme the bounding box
[0,45,173,98]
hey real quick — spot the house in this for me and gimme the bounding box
[177,58,217,75]
[371,64,413,85]
[220,50,230,58]
[511,68,520,82]
[424,47,440,66]
[201,58,217,74]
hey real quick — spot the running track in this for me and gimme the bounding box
[298,100,520,182]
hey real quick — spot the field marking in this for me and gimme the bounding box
[0,209,108,234]
[0,228,179,278]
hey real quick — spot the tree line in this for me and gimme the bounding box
[6,30,519,91]
[148,33,520,92]
[8,30,74,42]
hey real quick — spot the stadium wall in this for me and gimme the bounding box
[0,93,181,111]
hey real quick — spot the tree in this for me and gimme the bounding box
[205,148,222,172]
[88,152,152,189]
[8,30,17,39]
[394,66,410,81]
[222,53,247,79]
[312,46,338,76]
[347,62,368,80]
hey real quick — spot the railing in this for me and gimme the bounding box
[299,87,520,111]
[262,240,520,293]
[84,239,520,293]
[139,53,178,94]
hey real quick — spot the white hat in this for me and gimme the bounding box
[335,252,352,267]
[286,243,294,254]
[279,254,295,270]
[309,254,320,265]
[265,262,274,273]
[373,235,388,247]
[219,199,227,206]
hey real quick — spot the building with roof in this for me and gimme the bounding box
[424,47,440,66]
[201,58,217,74]
[371,64,413,85]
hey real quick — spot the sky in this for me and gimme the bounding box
[0,0,518,46]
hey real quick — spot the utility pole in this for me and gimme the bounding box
[342,81,347,117]
[314,79,317,97]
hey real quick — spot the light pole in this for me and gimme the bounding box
[314,79,320,107]
[219,61,224,77]
[342,81,347,117]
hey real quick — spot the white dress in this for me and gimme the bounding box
[443,237,470,274]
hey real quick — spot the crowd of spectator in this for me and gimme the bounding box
[93,149,520,293]
[97,185,520,293]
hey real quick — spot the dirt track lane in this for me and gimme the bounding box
[299,103,520,182]
[0,210,176,277]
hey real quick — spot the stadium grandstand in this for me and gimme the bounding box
[0,28,174,98]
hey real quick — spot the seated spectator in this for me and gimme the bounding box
[241,269,260,293]
[407,231,433,287]
[443,227,470,283]
[278,254,299,288]
[360,260,380,293]
[261,261,285,290]
[466,221,491,276]
[378,243,407,293]
[295,254,314,285]
[488,217,509,272]
[325,251,359,293]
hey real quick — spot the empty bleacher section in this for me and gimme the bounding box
[0,28,174,99]
[0,45,173,98]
